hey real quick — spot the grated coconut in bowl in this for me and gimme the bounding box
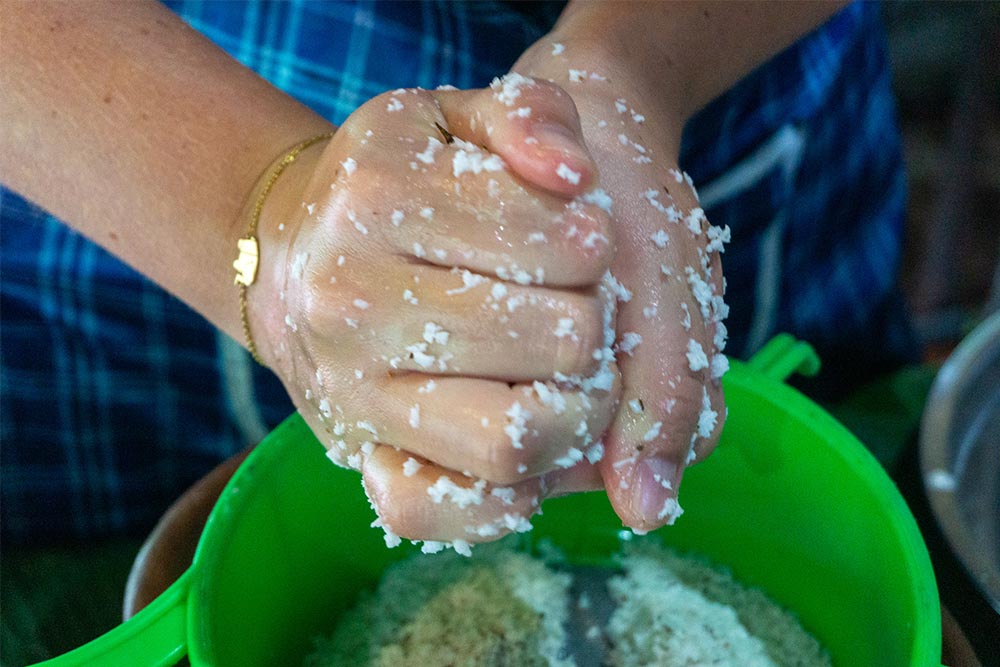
[304,539,830,667]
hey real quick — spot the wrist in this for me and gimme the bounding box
[512,47,684,190]
[513,30,688,160]
[526,10,697,117]
[534,0,848,126]
[238,134,333,369]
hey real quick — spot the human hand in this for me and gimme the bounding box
[514,40,730,533]
[247,78,623,551]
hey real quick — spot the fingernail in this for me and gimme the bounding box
[533,121,588,162]
[635,457,684,526]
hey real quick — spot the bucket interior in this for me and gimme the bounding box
[187,363,940,667]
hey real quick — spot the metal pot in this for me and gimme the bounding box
[921,311,1000,613]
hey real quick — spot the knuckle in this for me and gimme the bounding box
[558,202,614,281]
[554,296,604,375]
[573,295,606,351]
[482,431,535,486]
[554,329,593,377]
[587,383,619,434]
[300,272,369,338]
[521,78,574,111]
[660,379,703,432]
[525,412,589,473]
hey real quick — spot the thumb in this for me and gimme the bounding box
[598,312,720,532]
[433,74,597,197]
[600,388,694,534]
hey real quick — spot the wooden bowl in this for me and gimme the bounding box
[123,448,251,620]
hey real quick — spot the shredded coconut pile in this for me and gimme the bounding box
[606,542,831,667]
[304,544,573,667]
[304,540,830,667]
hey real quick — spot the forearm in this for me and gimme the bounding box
[517,0,847,136]
[0,0,333,341]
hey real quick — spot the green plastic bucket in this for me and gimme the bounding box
[34,336,942,667]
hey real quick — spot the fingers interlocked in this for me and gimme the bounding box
[260,76,623,551]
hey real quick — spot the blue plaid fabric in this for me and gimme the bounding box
[0,1,912,543]
[679,1,916,394]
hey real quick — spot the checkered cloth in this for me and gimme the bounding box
[0,1,914,543]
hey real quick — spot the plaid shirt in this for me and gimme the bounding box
[0,1,912,543]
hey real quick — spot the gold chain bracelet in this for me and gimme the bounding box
[233,132,335,365]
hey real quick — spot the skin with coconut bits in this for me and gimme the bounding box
[252,80,632,556]
[264,70,729,557]
[2,3,852,558]
[508,30,736,537]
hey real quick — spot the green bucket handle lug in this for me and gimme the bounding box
[747,334,821,383]
[31,568,193,667]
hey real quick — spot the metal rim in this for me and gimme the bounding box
[919,310,1000,613]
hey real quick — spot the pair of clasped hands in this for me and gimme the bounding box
[248,59,728,551]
